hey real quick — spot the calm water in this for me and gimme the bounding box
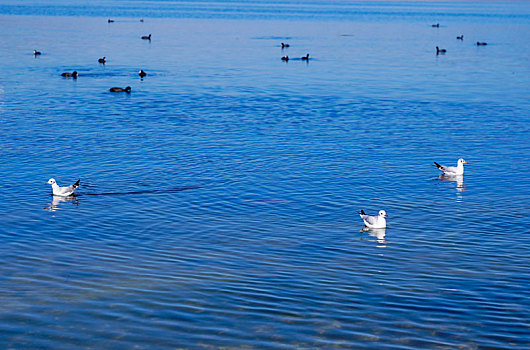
[1,1,529,349]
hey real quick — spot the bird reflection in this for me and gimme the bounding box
[439,174,465,202]
[360,227,386,247]
[45,195,79,211]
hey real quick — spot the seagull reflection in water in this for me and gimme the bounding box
[45,195,79,211]
[361,227,386,247]
[439,174,464,202]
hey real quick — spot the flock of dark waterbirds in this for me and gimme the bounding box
[430,23,488,55]
[32,20,489,92]
[280,42,310,62]
[280,23,487,61]
[32,18,150,93]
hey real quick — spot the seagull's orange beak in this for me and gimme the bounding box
[45,181,50,184]
[385,214,388,217]
[464,161,468,164]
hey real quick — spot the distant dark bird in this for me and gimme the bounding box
[33,50,41,55]
[432,23,440,27]
[110,86,131,93]
[141,34,151,40]
[61,71,78,78]
[139,70,147,78]
[140,19,144,22]
[98,57,106,64]
[436,46,446,55]
[108,19,114,23]
[476,41,487,46]
[457,35,464,40]
[281,42,290,48]
[281,56,289,61]
[301,53,310,60]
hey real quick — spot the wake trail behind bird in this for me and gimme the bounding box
[80,185,203,196]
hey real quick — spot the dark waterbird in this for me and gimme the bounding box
[141,34,151,40]
[436,46,446,54]
[33,49,41,56]
[61,71,78,78]
[139,70,147,78]
[281,42,290,48]
[110,86,131,93]
[301,53,310,60]
[476,41,488,46]
[107,19,114,23]
[281,56,289,61]
[457,35,464,40]
[98,57,106,64]
[432,23,440,27]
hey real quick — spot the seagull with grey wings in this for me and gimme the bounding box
[359,209,388,229]
[45,178,80,196]
[434,158,467,176]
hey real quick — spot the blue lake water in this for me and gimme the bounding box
[1,1,529,349]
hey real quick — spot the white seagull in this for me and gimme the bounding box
[45,178,80,196]
[359,209,388,229]
[434,158,467,176]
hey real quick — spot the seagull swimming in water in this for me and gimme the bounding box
[434,158,467,176]
[45,178,80,196]
[359,209,388,229]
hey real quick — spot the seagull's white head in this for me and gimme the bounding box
[458,158,468,165]
[378,210,388,217]
[45,178,56,185]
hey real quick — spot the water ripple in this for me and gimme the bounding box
[1,4,530,350]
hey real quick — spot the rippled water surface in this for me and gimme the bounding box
[1,1,529,349]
